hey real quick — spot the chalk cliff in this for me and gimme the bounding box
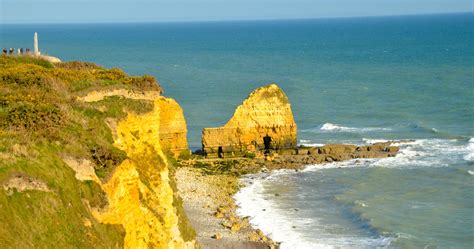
[202,83,297,157]
[93,98,195,248]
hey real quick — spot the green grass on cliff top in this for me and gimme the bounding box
[0,56,195,248]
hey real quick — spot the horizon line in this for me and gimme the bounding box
[1,11,472,25]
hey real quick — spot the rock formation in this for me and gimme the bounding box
[202,83,297,158]
[157,97,190,159]
[93,98,196,248]
[79,91,189,159]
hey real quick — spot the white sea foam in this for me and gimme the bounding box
[298,139,325,147]
[463,138,474,162]
[235,174,392,249]
[303,123,392,133]
[235,138,471,248]
[362,138,390,144]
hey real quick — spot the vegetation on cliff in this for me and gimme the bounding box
[0,56,196,248]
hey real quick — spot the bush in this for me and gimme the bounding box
[244,151,256,159]
[6,102,64,130]
[56,61,101,70]
[0,64,52,88]
[95,68,127,81]
[124,75,162,92]
[91,145,127,179]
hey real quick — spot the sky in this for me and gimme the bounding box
[0,0,472,23]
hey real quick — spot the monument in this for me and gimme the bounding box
[34,32,40,56]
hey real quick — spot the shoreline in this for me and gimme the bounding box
[175,142,400,248]
[175,166,277,248]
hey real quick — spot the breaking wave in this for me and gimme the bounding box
[302,123,392,133]
[235,137,473,248]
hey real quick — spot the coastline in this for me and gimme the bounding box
[175,166,277,248]
[175,142,399,248]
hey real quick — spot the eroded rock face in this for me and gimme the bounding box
[78,90,189,159]
[92,97,196,249]
[157,97,190,159]
[202,83,297,158]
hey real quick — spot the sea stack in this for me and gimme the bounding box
[202,83,297,158]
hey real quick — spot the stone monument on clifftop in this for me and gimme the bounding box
[34,32,40,56]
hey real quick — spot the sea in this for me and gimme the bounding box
[1,13,473,248]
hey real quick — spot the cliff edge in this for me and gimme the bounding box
[0,56,196,248]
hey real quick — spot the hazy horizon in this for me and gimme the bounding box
[0,11,472,25]
[0,0,472,24]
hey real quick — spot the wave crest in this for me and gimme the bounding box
[303,123,392,133]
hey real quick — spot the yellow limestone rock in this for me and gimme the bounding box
[157,97,190,159]
[78,90,189,159]
[202,83,297,157]
[93,97,195,249]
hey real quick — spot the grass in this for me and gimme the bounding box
[0,56,195,247]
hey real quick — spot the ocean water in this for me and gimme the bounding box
[1,13,473,248]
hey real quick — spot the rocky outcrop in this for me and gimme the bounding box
[157,97,191,159]
[1,173,51,194]
[38,55,62,64]
[79,90,189,159]
[62,157,101,184]
[93,98,196,249]
[202,83,297,158]
[181,142,400,173]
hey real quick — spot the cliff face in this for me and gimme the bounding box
[93,98,195,248]
[158,97,191,159]
[79,90,190,159]
[202,83,297,157]
[0,57,195,248]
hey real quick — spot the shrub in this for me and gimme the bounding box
[91,145,127,179]
[244,151,256,159]
[56,61,101,70]
[0,64,52,88]
[124,75,162,92]
[6,102,64,130]
[95,68,127,81]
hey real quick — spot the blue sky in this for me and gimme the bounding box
[0,0,472,23]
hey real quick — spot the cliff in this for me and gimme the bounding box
[0,56,196,248]
[79,92,190,159]
[93,98,195,248]
[202,83,297,157]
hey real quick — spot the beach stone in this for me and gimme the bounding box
[320,144,357,154]
[230,222,242,232]
[385,146,399,153]
[211,233,222,240]
[249,233,260,242]
[214,211,224,218]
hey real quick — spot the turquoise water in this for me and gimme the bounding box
[2,13,473,248]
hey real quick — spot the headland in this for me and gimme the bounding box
[0,55,399,248]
